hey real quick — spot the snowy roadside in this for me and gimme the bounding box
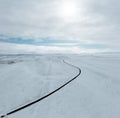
[0,55,77,116]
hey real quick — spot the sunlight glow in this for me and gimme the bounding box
[58,0,78,22]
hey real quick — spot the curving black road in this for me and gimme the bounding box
[1,60,81,118]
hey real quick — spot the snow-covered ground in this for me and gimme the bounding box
[0,54,120,118]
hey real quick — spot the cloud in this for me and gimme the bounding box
[0,42,111,54]
[0,0,119,53]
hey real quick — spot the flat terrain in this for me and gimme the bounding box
[0,54,120,118]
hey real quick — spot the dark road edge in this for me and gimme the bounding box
[1,60,81,118]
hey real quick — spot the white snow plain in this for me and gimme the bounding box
[0,54,120,118]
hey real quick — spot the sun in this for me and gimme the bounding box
[61,1,77,17]
[58,0,78,22]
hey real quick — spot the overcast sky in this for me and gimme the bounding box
[0,0,120,53]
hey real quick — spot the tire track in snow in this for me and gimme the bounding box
[1,60,81,118]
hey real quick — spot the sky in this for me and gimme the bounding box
[0,0,120,54]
